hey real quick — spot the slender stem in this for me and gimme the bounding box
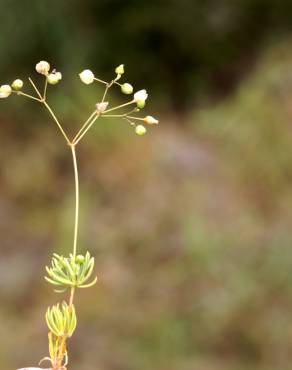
[101,114,127,118]
[69,287,75,307]
[94,77,108,85]
[101,80,114,103]
[73,110,97,143]
[70,144,79,259]
[12,90,42,102]
[103,100,135,114]
[73,114,100,145]
[126,116,144,121]
[28,77,43,100]
[43,101,71,144]
[43,77,48,101]
[101,84,110,103]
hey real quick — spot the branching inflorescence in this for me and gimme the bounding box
[0,61,158,370]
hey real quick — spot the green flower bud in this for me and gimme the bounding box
[115,64,124,75]
[76,255,85,264]
[121,83,133,95]
[12,79,24,90]
[135,125,147,136]
[47,72,62,85]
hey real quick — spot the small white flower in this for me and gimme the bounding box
[115,64,124,75]
[35,61,50,75]
[96,102,109,113]
[144,115,159,125]
[12,79,24,90]
[79,69,95,84]
[0,85,12,98]
[135,124,147,136]
[134,89,148,103]
[47,71,62,85]
[121,83,133,95]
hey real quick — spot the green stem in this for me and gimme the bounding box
[103,100,135,114]
[43,78,48,101]
[73,110,97,143]
[28,77,43,100]
[12,90,42,102]
[43,101,71,144]
[69,287,75,307]
[73,114,100,145]
[70,144,79,259]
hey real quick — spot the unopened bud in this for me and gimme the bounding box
[135,125,147,136]
[12,79,24,90]
[76,255,85,264]
[121,83,133,94]
[115,64,124,75]
[144,115,159,125]
[0,85,12,98]
[35,61,50,75]
[79,69,95,84]
[134,89,148,108]
[47,71,62,85]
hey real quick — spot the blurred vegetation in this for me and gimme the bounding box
[2,0,292,111]
[2,2,292,370]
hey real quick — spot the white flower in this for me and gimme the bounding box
[96,102,109,113]
[135,124,147,136]
[12,79,24,90]
[134,89,148,103]
[115,64,124,75]
[144,115,159,125]
[79,69,95,84]
[0,85,12,98]
[121,83,133,94]
[47,71,62,85]
[35,61,50,75]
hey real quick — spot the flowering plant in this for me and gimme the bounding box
[0,61,158,370]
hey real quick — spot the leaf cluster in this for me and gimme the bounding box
[46,302,77,338]
[45,252,97,292]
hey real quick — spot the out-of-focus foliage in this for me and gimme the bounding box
[1,39,292,370]
[2,0,292,110]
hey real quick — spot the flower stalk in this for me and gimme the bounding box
[2,61,159,370]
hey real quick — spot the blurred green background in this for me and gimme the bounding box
[2,1,292,369]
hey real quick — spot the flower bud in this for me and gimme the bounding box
[134,89,148,108]
[76,255,85,264]
[35,61,50,75]
[144,115,159,125]
[47,72,62,85]
[11,79,24,90]
[96,102,109,113]
[134,89,148,102]
[0,85,12,98]
[115,64,124,75]
[79,69,95,84]
[121,83,133,95]
[135,124,147,136]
